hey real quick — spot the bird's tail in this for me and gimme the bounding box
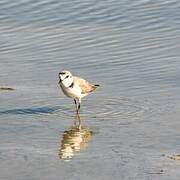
[91,84,100,91]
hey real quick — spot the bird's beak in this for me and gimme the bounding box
[58,79,62,84]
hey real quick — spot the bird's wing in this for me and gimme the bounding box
[73,76,97,94]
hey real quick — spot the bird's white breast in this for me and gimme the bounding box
[60,83,87,99]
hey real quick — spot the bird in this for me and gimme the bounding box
[58,70,100,114]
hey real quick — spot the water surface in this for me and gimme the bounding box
[1,0,180,179]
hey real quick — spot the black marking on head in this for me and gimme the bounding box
[59,72,66,75]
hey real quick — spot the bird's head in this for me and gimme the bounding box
[58,70,73,87]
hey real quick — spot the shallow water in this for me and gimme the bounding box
[1,0,180,179]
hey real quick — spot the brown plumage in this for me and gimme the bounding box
[73,76,99,94]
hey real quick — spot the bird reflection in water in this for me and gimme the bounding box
[59,114,93,160]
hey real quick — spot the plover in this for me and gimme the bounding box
[58,70,99,113]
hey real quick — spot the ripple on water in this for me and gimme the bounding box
[86,97,151,119]
[56,97,153,122]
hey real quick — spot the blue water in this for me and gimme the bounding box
[1,1,180,179]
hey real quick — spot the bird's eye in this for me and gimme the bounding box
[66,75,69,78]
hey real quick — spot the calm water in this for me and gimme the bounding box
[1,0,180,179]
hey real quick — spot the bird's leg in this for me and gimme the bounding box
[74,99,78,113]
[74,99,77,106]
[74,99,81,114]
[78,103,81,111]
[77,99,81,114]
